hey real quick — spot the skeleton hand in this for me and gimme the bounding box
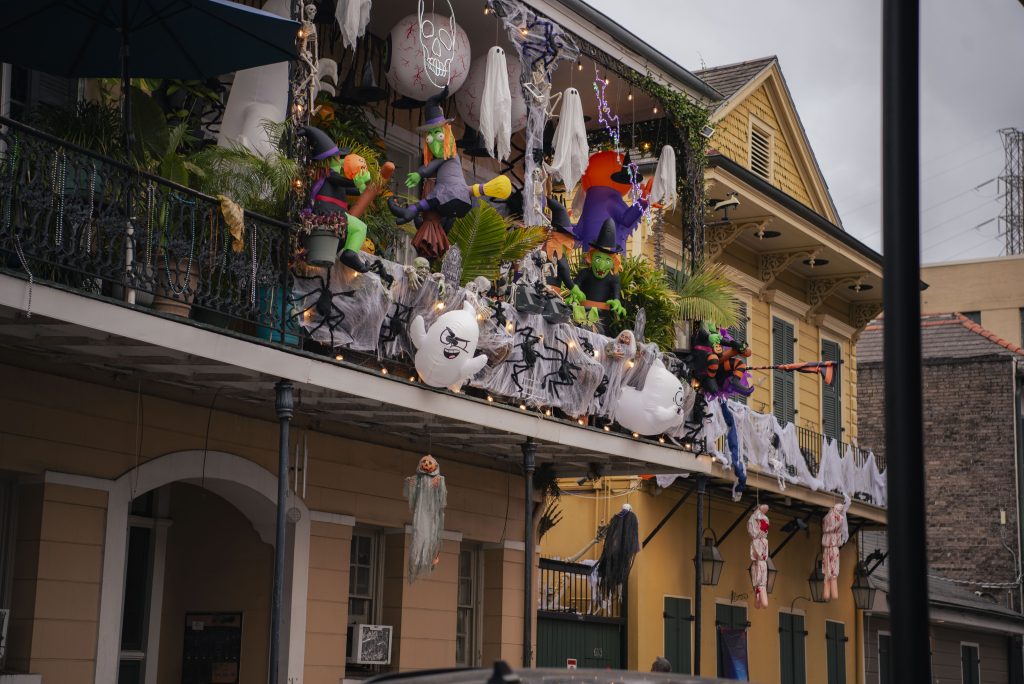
[404,265,424,290]
[430,272,446,297]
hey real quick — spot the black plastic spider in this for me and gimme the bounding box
[379,301,414,347]
[540,337,581,399]
[505,325,548,393]
[289,266,356,348]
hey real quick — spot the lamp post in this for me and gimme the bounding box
[751,556,778,594]
[808,562,827,604]
[698,534,725,586]
[852,562,878,611]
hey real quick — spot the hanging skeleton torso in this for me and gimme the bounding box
[404,456,448,583]
[748,505,770,605]
[821,498,850,580]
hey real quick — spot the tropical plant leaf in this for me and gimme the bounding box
[189,143,298,218]
[499,225,547,265]
[673,261,740,329]
[448,203,509,285]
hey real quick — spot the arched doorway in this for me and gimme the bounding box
[94,450,309,684]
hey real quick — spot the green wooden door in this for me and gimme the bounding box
[663,597,691,674]
[878,633,891,684]
[537,618,622,669]
[772,318,795,423]
[779,613,806,684]
[716,604,748,678]
[821,339,842,441]
[826,621,847,684]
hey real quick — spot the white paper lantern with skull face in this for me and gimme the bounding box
[410,302,488,389]
[385,9,471,100]
[616,360,692,436]
[455,49,527,133]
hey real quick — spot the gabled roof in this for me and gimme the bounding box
[696,56,842,225]
[694,57,776,107]
[858,312,1024,364]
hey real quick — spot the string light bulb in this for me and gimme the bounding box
[577,61,583,71]
[435,301,445,311]
[483,4,490,14]
[409,375,416,382]
[658,436,666,444]
[334,354,344,361]
[380,367,389,375]
[627,90,633,101]
[487,395,494,402]
[603,425,611,432]
[632,432,640,439]
[519,403,527,410]
[652,105,659,114]
[578,417,586,425]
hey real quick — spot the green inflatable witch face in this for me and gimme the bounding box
[591,252,614,278]
[425,126,446,159]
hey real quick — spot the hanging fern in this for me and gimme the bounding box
[448,203,546,285]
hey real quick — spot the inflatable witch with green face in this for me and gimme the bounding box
[565,218,627,329]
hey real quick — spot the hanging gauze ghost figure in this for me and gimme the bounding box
[748,504,770,609]
[649,145,678,211]
[545,88,589,192]
[821,494,851,601]
[478,46,512,161]
[596,503,640,598]
[615,360,691,436]
[404,454,447,583]
[410,301,488,389]
[336,0,372,49]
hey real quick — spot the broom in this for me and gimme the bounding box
[468,175,513,201]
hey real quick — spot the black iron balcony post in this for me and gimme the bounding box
[521,437,537,668]
[882,0,931,680]
[270,380,294,684]
[693,473,707,675]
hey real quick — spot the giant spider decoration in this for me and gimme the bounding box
[540,337,581,399]
[505,325,547,393]
[290,266,357,348]
[380,302,415,348]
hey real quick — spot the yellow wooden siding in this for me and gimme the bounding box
[711,84,814,208]
[747,295,772,413]
[797,318,821,429]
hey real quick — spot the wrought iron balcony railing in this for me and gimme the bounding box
[0,116,293,338]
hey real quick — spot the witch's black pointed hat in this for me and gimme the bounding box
[391,95,424,109]
[334,62,363,105]
[591,217,622,253]
[610,152,644,184]
[298,126,345,161]
[416,87,453,132]
[356,60,387,102]
[546,197,576,237]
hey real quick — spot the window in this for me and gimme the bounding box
[716,603,748,679]
[779,612,806,684]
[878,632,891,684]
[728,302,750,405]
[821,339,842,441]
[663,597,692,674]
[1,66,78,121]
[772,317,796,424]
[349,532,379,629]
[750,123,773,180]
[825,621,847,684]
[961,643,980,684]
[962,311,982,325]
[456,548,479,667]
[118,499,159,684]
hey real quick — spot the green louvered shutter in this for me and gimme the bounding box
[663,597,691,674]
[961,644,980,684]
[729,303,749,405]
[821,340,842,441]
[826,622,847,684]
[878,633,892,684]
[779,613,806,684]
[772,318,795,424]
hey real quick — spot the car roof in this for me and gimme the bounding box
[365,667,735,684]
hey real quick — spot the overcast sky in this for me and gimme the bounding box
[583,0,1024,263]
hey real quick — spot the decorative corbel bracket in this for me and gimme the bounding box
[806,274,870,317]
[850,301,884,341]
[758,247,822,295]
[705,219,772,262]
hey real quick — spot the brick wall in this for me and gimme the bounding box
[858,356,1020,597]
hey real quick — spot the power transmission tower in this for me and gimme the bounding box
[999,128,1024,255]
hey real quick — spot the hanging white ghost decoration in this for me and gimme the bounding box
[615,360,691,436]
[455,50,526,134]
[336,0,372,50]
[385,12,471,100]
[650,145,678,210]
[545,88,589,192]
[478,46,512,161]
[411,301,488,389]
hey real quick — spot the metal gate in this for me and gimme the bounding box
[536,558,626,669]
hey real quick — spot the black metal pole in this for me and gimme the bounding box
[270,380,294,684]
[693,474,706,676]
[521,438,537,668]
[882,1,931,681]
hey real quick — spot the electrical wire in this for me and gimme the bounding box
[561,481,643,500]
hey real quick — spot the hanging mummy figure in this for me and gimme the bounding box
[748,504,770,609]
[404,454,447,583]
[821,495,851,601]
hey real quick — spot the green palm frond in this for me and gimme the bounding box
[673,261,740,329]
[448,203,545,285]
[190,143,298,218]
[617,255,681,349]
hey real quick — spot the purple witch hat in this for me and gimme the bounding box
[415,87,454,132]
[298,125,346,161]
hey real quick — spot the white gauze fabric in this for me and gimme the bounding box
[650,145,678,210]
[545,88,589,191]
[336,0,372,49]
[479,46,512,162]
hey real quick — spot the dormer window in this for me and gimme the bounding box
[750,120,773,181]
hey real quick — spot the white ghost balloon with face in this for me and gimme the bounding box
[616,360,692,436]
[410,302,488,389]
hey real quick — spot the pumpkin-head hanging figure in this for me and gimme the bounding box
[404,453,447,583]
[566,217,626,330]
[388,88,512,259]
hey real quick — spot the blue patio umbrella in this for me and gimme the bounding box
[0,0,300,151]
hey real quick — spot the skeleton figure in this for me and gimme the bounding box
[404,454,447,583]
[748,504,770,609]
[404,257,432,291]
[821,495,851,601]
[418,1,457,88]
